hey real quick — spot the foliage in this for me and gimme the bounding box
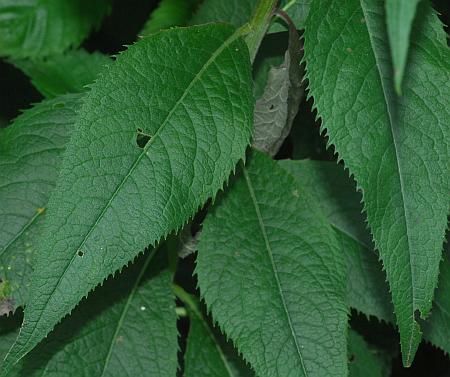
[0,0,448,376]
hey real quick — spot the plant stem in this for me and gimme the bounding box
[239,0,279,63]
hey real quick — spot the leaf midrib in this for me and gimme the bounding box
[360,1,416,364]
[16,27,242,362]
[243,167,308,377]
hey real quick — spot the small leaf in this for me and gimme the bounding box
[385,0,420,94]
[1,23,253,374]
[0,0,111,58]
[253,20,304,156]
[197,150,348,377]
[281,159,450,355]
[0,95,82,310]
[304,0,450,365]
[10,50,111,98]
[3,248,177,377]
[175,287,254,377]
[140,0,198,36]
[348,330,391,377]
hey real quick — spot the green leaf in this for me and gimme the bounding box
[10,50,111,98]
[3,248,178,377]
[197,150,348,377]
[175,287,254,377]
[0,0,111,58]
[348,330,391,377]
[0,23,253,374]
[140,0,198,36]
[385,0,420,94]
[253,21,303,156]
[304,0,450,365]
[189,0,259,28]
[279,159,394,323]
[281,159,450,355]
[0,94,82,311]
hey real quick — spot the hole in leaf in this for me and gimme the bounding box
[348,354,355,363]
[77,250,84,257]
[136,128,151,148]
[269,104,274,110]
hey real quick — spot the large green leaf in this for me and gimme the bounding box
[385,0,420,93]
[1,248,178,377]
[140,0,198,36]
[281,159,450,355]
[197,151,348,377]
[175,287,254,377]
[1,24,253,373]
[10,50,111,98]
[304,0,450,365]
[0,95,81,311]
[0,0,110,58]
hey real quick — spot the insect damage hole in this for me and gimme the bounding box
[135,128,151,148]
[77,250,84,257]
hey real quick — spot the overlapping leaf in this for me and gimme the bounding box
[197,151,348,377]
[177,288,254,377]
[281,159,450,355]
[190,0,310,32]
[140,0,198,36]
[0,23,253,374]
[10,50,111,98]
[189,0,258,28]
[348,330,391,377]
[0,0,111,58]
[385,0,420,93]
[0,249,177,377]
[0,95,82,311]
[304,0,450,364]
[279,160,394,322]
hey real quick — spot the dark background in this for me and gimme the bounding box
[0,0,449,375]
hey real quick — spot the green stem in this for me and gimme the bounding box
[238,0,279,63]
[172,284,202,317]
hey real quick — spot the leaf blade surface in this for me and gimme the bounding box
[1,23,253,373]
[197,151,348,377]
[304,0,450,364]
